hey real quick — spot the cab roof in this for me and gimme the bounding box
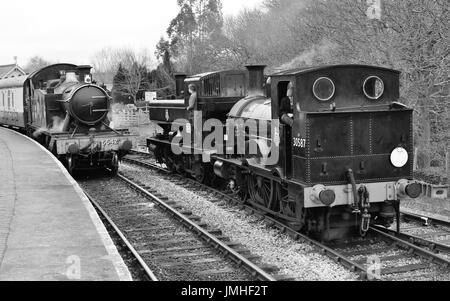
[270,64,400,77]
[186,69,245,82]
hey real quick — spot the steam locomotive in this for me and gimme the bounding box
[147,64,422,241]
[0,63,135,175]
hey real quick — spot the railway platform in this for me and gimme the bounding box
[0,127,131,281]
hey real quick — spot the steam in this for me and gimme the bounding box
[32,116,67,137]
[108,103,125,129]
[32,127,48,138]
[50,116,65,132]
[276,40,337,71]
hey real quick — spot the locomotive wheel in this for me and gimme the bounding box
[194,165,206,183]
[67,155,76,176]
[194,163,212,185]
[247,174,274,209]
[109,153,119,175]
[165,158,176,172]
[162,149,176,172]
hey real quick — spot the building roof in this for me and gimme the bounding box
[0,64,27,79]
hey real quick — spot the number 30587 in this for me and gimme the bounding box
[293,138,306,148]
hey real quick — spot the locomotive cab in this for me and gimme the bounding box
[269,65,420,240]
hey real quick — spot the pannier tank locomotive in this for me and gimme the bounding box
[0,64,135,174]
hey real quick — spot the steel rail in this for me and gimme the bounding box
[370,226,450,268]
[117,173,277,281]
[401,211,450,228]
[372,225,450,254]
[83,190,159,281]
[122,156,169,174]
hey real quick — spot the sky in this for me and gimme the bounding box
[0,0,263,67]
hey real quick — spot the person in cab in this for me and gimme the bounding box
[186,84,198,112]
[279,82,294,127]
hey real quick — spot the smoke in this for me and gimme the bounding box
[276,40,337,71]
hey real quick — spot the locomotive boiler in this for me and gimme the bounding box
[147,64,422,241]
[0,63,135,175]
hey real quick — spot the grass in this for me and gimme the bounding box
[402,196,450,219]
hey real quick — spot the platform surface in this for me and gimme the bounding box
[0,127,131,281]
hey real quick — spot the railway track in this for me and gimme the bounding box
[374,211,450,260]
[122,150,450,280]
[86,192,158,281]
[79,172,278,281]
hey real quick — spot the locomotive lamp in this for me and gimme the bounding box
[84,74,92,84]
[390,147,408,168]
[119,140,133,151]
[311,184,336,206]
[68,143,79,154]
[396,179,422,199]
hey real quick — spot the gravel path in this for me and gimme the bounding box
[121,163,359,281]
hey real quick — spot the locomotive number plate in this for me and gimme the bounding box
[293,138,306,148]
[102,139,120,148]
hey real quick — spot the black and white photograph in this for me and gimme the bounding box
[0,0,449,290]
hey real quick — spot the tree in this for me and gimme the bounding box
[221,0,310,70]
[96,48,153,104]
[113,51,151,104]
[155,37,173,75]
[164,0,225,74]
[24,56,52,73]
[300,0,450,169]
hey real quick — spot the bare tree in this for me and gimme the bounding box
[112,49,152,104]
[91,47,153,82]
[301,0,450,169]
[24,56,53,73]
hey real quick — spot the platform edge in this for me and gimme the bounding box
[3,128,133,281]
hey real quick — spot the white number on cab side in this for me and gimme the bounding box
[293,138,306,148]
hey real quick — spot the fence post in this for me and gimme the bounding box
[413,147,418,171]
[446,151,449,185]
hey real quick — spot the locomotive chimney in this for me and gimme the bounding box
[246,65,266,96]
[174,73,187,98]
